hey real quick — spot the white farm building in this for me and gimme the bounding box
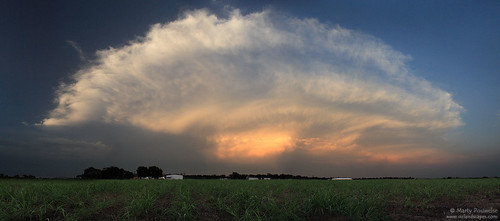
[165,175,183,180]
[331,177,353,180]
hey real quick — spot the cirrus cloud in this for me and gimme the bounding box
[42,9,463,165]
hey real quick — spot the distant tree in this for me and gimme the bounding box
[22,174,36,179]
[79,166,134,179]
[148,166,163,178]
[137,166,150,178]
[101,166,134,179]
[121,169,134,179]
[102,166,121,179]
[81,167,102,179]
[230,172,245,179]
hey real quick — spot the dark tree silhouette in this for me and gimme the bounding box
[102,166,121,179]
[137,166,150,178]
[80,166,133,179]
[229,172,245,179]
[102,167,134,179]
[121,169,134,179]
[81,167,102,179]
[148,166,163,178]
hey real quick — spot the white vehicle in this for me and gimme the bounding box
[165,174,183,180]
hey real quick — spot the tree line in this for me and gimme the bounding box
[0,174,36,179]
[76,168,419,180]
[77,166,134,179]
[1,170,497,180]
[77,168,332,180]
[77,166,164,179]
[185,172,330,180]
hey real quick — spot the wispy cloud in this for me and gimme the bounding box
[66,40,86,61]
[43,9,463,166]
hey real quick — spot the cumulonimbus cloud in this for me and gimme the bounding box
[42,9,463,164]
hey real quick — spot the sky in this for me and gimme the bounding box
[1,0,499,178]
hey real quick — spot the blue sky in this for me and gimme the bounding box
[1,0,499,177]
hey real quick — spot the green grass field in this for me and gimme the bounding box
[0,178,498,220]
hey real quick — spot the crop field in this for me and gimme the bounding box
[0,178,499,220]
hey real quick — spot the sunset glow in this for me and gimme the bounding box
[359,148,462,165]
[214,130,294,160]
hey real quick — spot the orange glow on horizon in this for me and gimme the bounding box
[359,147,464,165]
[210,129,463,166]
[214,130,294,160]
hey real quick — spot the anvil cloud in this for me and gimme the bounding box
[42,9,463,165]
